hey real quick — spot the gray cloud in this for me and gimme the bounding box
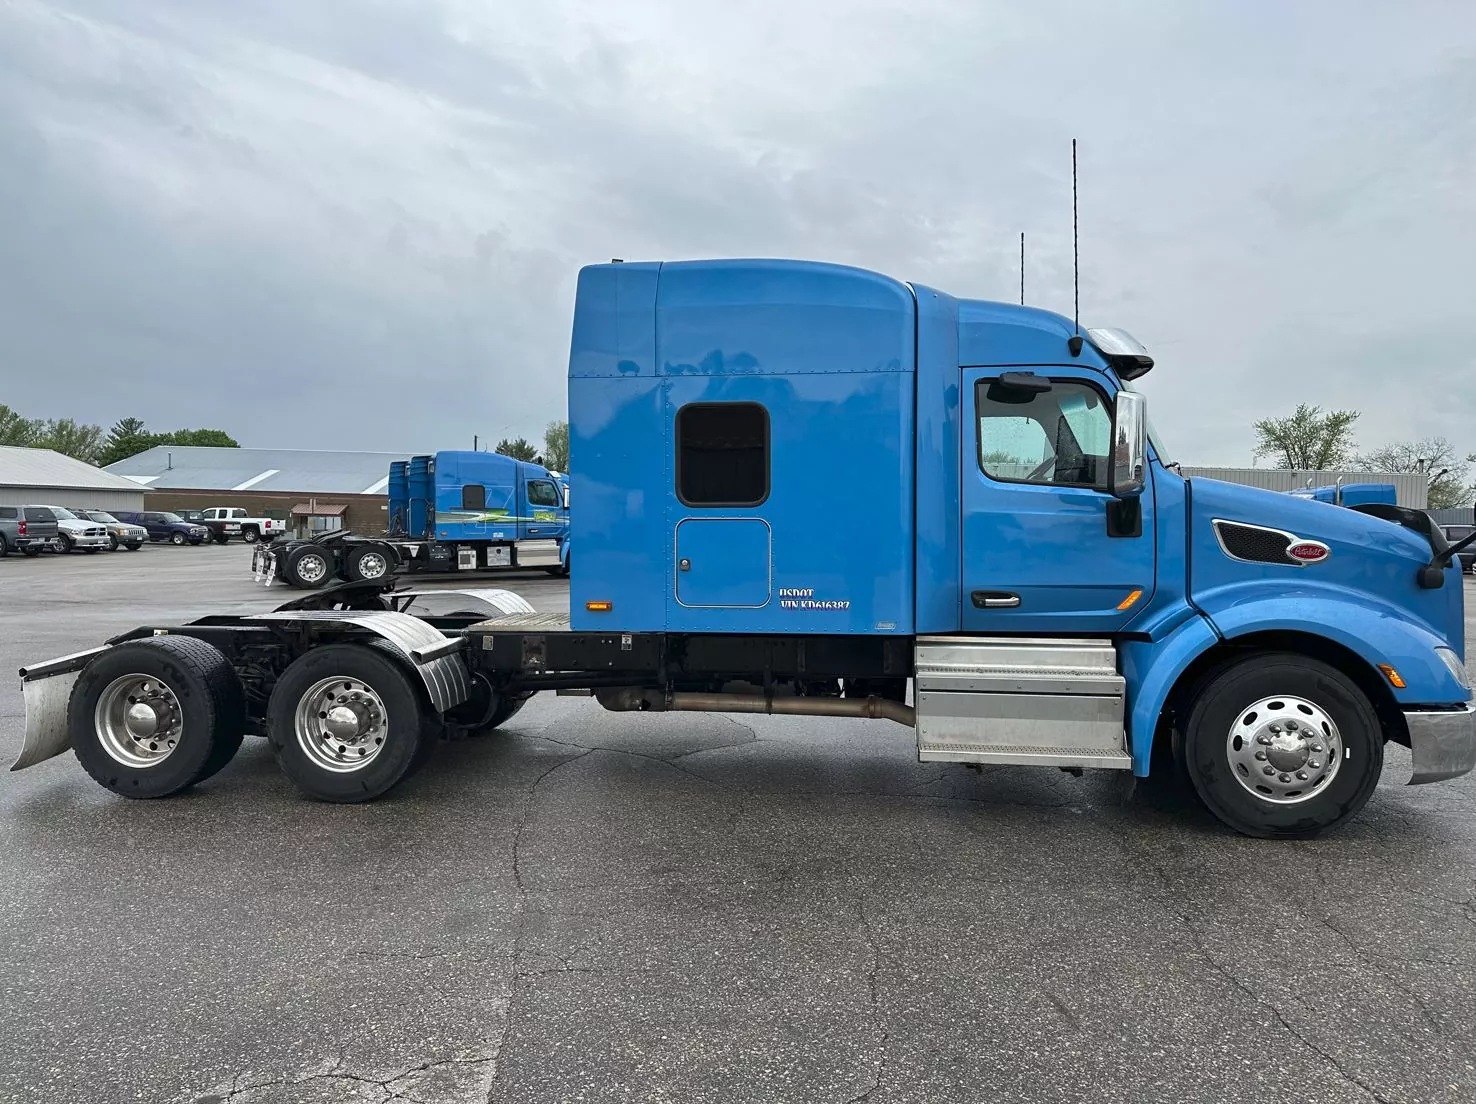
[1,0,1473,462]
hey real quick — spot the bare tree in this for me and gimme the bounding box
[1358,437,1473,509]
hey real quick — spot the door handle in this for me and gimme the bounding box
[971,590,1021,609]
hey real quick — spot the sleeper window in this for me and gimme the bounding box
[977,379,1111,488]
[676,402,769,507]
[462,484,486,511]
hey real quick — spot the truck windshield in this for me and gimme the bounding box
[50,507,78,520]
[88,511,119,524]
[159,513,184,523]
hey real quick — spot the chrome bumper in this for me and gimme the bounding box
[1404,702,1476,785]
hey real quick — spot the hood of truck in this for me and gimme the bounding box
[1188,477,1467,683]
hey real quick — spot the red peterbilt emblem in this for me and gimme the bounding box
[1286,540,1331,564]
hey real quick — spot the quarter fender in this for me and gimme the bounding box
[1121,616,1220,776]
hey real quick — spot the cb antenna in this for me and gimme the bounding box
[1019,231,1025,305]
[1068,138,1084,356]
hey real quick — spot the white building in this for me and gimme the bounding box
[0,446,147,512]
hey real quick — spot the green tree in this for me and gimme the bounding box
[0,404,43,446]
[160,428,240,448]
[1359,437,1473,510]
[1253,404,1360,470]
[97,420,240,466]
[495,437,539,462]
[35,418,105,463]
[543,420,569,472]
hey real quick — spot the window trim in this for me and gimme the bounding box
[974,376,1115,493]
[674,401,771,509]
[461,484,486,511]
[526,479,561,509]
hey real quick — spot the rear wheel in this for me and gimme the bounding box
[68,636,246,798]
[283,544,333,589]
[0,533,8,557]
[21,546,41,557]
[57,533,74,554]
[346,543,393,583]
[243,528,260,543]
[1178,653,1382,838]
[267,642,429,802]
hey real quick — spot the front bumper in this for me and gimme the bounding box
[1403,702,1476,785]
[67,534,112,549]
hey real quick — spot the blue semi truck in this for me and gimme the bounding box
[15,259,1476,838]
[253,450,571,587]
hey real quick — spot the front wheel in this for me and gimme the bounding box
[1178,653,1383,838]
[125,543,142,551]
[267,643,429,802]
[170,531,186,546]
[108,534,120,551]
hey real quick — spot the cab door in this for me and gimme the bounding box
[961,368,1155,633]
[520,475,566,541]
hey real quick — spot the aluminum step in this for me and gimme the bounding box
[915,636,1130,770]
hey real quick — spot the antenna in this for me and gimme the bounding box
[1067,138,1083,356]
[1019,232,1025,305]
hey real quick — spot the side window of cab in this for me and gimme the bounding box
[977,379,1112,489]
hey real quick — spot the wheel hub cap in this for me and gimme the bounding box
[294,677,389,773]
[1227,694,1342,805]
[95,676,184,767]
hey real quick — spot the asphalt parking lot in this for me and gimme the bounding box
[2,546,1475,1104]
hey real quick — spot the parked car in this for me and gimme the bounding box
[199,507,285,543]
[113,510,210,546]
[80,509,148,551]
[0,505,60,557]
[41,506,113,553]
[1440,524,1476,573]
[175,509,237,544]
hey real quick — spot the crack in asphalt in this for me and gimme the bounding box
[196,1048,499,1103]
[843,893,890,1104]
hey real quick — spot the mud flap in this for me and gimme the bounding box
[11,646,112,771]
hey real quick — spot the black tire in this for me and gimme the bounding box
[108,534,119,551]
[0,533,7,556]
[486,695,530,729]
[283,544,334,589]
[21,546,41,557]
[125,543,142,551]
[1179,652,1383,839]
[57,533,74,554]
[243,528,260,544]
[345,543,394,583]
[69,636,246,799]
[213,533,230,545]
[169,531,186,546]
[82,547,98,554]
[266,642,429,802]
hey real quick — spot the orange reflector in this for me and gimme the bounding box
[1116,588,1144,612]
[585,601,613,612]
[1378,664,1406,688]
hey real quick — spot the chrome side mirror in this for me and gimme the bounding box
[1110,390,1147,499]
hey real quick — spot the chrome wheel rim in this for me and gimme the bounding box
[357,552,388,579]
[95,675,184,767]
[1226,694,1343,804]
[296,553,329,584]
[294,676,390,772]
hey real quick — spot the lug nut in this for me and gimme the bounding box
[1268,725,1281,734]
[1309,760,1322,770]
[1257,734,1273,745]
[1311,744,1323,754]
[1279,773,1292,783]
[1285,720,1298,732]
[1296,771,1308,781]
[1254,751,1268,761]
[1263,766,1276,775]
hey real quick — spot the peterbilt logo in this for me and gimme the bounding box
[1285,540,1331,564]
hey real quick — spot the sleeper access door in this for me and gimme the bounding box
[959,368,1155,633]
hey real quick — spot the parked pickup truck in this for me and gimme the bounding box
[114,510,210,546]
[0,505,60,557]
[44,506,113,553]
[199,507,284,543]
[176,510,237,545]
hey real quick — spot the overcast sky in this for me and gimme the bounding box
[2,1,1472,464]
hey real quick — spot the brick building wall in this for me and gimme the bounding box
[143,490,389,537]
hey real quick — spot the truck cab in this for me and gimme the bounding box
[568,258,1476,836]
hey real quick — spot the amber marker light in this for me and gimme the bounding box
[585,601,613,612]
[1116,589,1144,612]
[1377,664,1406,689]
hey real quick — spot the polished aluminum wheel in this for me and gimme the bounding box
[1226,694,1343,804]
[296,552,330,585]
[94,675,184,767]
[294,676,390,773]
[356,551,389,579]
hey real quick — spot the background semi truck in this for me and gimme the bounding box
[254,449,570,587]
[15,259,1476,838]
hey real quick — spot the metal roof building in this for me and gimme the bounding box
[106,446,407,495]
[0,445,147,511]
